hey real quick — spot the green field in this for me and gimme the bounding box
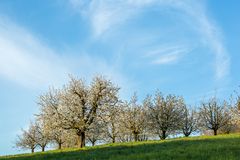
[1,134,240,160]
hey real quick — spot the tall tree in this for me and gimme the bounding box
[56,76,119,148]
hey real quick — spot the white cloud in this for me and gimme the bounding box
[0,15,133,96]
[0,17,71,89]
[69,0,230,80]
[88,2,136,37]
[69,0,156,37]
[145,45,189,65]
[152,53,180,65]
[174,1,230,79]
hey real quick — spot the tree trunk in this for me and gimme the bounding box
[31,148,34,153]
[77,131,86,148]
[134,133,138,142]
[92,141,95,146]
[58,142,62,150]
[42,146,45,152]
[214,129,217,135]
[161,130,167,140]
[183,131,190,137]
[112,124,116,143]
[112,136,115,143]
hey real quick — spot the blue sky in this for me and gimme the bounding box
[0,0,239,155]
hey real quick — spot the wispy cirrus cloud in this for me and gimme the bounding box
[0,16,130,92]
[69,0,230,80]
[69,0,137,37]
[144,45,190,65]
[152,53,181,65]
[174,0,230,79]
[0,16,70,89]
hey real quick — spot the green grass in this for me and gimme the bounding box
[1,134,240,160]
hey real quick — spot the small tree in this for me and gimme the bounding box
[234,87,240,111]
[219,106,239,134]
[149,91,184,140]
[237,99,240,111]
[86,118,104,146]
[122,93,147,142]
[101,101,121,143]
[15,122,38,153]
[38,88,65,149]
[181,106,198,137]
[199,98,231,135]
[50,128,67,149]
[61,130,79,148]
[35,122,50,152]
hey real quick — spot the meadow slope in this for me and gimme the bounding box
[1,134,240,160]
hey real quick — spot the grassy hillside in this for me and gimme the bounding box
[1,134,240,160]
